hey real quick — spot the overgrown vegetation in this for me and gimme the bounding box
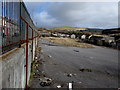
[30,60,36,79]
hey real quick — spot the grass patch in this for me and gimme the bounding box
[43,37,94,48]
[30,60,36,79]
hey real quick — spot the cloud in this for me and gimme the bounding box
[33,11,57,27]
[25,2,118,29]
[23,0,119,2]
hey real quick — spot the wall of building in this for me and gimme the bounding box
[1,38,39,88]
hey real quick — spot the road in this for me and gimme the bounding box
[40,39,119,88]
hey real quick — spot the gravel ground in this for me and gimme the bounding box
[30,39,119,89]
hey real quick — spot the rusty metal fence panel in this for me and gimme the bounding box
[1,1,39,54]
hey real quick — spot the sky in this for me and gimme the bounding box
[24,1,118,29]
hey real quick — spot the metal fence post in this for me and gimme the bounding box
[25,22,29,89]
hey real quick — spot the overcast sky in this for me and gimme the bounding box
[24,1,118,29]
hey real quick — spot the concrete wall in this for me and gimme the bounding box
[1,38,39,88]
[32,39,36,60]
[0,56,2,89]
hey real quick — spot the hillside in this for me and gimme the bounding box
[49,26,87,31]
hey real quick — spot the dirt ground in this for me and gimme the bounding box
[43,37,94,48]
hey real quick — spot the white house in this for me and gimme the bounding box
[81,35,86,40]
[71,34,76,39]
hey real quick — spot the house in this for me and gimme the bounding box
[81,35,86,40]
[51,33,58,37]
[70,34,76,39]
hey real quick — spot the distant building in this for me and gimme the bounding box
[81,35,86,40]
[71,34,76,39]
[40,32,51,37]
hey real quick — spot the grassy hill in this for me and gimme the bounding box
[49,26,87,31]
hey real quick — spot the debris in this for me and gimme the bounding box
[73,50,79,52]
[36,70,39,72]
[43,75,46,77]
[57,85,61,88]
[39,77,52,87]
[35,57,38,60]
[73,74,77,76]
[40,82,51,87]
[79,68,92,72]
[106,71,110,75]
[65,73,76,77]
[67,74,73,77]
[53,63,57,65]
[46,78,52,81]
[68,82,73,90]
[48,55,52,58]
[79,69,84,72]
